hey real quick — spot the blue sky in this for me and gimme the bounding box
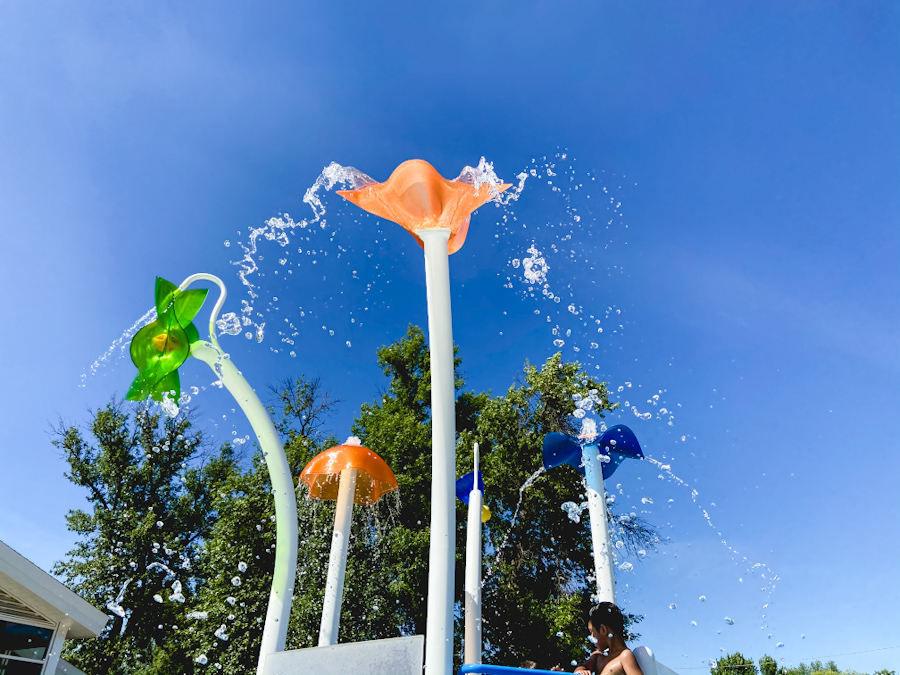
[1,1,897,672]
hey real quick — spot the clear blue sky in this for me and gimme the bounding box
[1,1,897,672]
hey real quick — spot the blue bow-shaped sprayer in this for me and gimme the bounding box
[542,424,643,480]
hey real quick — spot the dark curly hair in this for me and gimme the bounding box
[588,602,626,640]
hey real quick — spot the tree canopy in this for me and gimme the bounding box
[55,325,658,674]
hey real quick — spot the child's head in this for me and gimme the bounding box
[587,602,626,644]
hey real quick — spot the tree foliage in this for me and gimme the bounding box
[52,402,235,675]
[350,325,656,669]
[712,652,758,675]
[714,653,884,675]
[760,654,778,675]
[54,326,659,673]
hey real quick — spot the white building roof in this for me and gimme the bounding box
[0,540,107,639]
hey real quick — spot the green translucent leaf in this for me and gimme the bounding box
[174,288,208,324]
[128,276,202,404]
[154,277,179,318]
[151,370,180,402]
[131,319,190,382]
[126,372,153,401]
[126,366,180,403]
[184,321,200,345]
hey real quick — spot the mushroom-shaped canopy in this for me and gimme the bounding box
[299,440,399,506]
[337,159,511,255]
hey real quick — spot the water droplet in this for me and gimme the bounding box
[216,312,242,336]
[231,576,242,587]
[238,562,248,573]
[195,654,208,665]
[699,595,706,602]
[724,617,734,625]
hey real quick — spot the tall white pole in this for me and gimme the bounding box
[319,467,359,646]
[182,274,299,674]
[582,444,616,604]
[464,443,483,665]
[420,228,457,675]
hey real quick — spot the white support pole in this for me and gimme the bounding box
[419,228,457,675]
[319,467,358,646]
[181,274,299,675]
[44,623,68,675]
[464,443,483,665]
[582,444,616,604]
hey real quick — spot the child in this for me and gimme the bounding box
[552,602,644,675]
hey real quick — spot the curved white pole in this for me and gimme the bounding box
[419,229,457,675]
[582,443,616,604]
[319,467,358,646]
[179,274,299,674]
[464,443,482,665]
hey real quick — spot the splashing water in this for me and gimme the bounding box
[521,244,549,286]
[106,579,131,618]
[80,150,787,657]
[645,455,779,599]
[83,307,156,384]
[225,158,523,348]
[561,500,589,524]
[579,416,599,438]
[169,580,186,604]
[485,466,546,579]
[147,561,177,579]
[455,156,527,205]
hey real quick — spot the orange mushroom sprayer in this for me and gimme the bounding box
[299,437,398,646]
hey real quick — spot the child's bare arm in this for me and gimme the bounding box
[620,649,643,675]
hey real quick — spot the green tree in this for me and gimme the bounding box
[779,661,871,675]
[54,330,658,673]
[52,401,236,675]
[350,326,658,670]
[760,654,778,675]
[471,352,653,668]
[176,376,342,674]
[711,652,757,675]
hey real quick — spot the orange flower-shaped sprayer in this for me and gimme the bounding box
[337,159,511,254]
[299,439,398,506]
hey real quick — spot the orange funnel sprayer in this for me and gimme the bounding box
[338,160,509,675]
